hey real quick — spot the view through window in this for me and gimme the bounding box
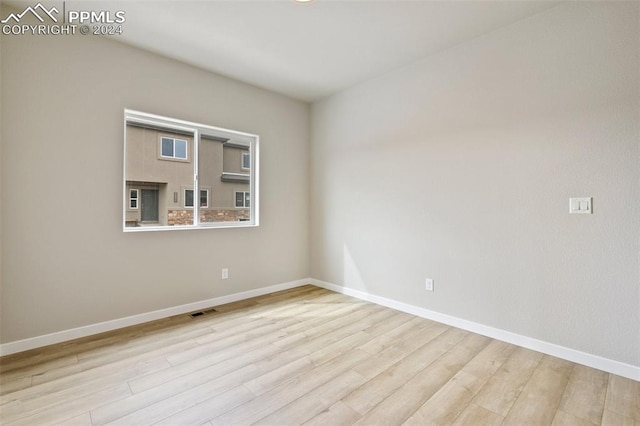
[123,110,259,231]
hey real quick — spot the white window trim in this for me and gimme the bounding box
[159,136,189,161]
[124,109,259,232]
[184,188,194,209]
[200,189,209,209]
[235,191,250,209]
[129,189,139,210]
[241,152,250,170]
[184,188,209,209]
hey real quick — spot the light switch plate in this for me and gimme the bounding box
[425,278,434,292]
[569,197,592,214]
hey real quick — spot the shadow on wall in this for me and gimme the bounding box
[343,244,368,292]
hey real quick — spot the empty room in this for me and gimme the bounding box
[0,0,638,424]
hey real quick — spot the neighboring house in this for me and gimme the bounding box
[125,123,250,227]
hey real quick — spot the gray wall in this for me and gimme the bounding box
[310,1,639,366]
[1,17,310,342]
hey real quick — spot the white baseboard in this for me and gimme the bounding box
[3,277,638,381]
[0,279,310,357]
[310,278,640,381]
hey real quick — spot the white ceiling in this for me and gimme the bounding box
[6,0,561,101]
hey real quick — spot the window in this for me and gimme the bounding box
[184,189,208,208]
[242,152,250,170]
[235,191,250,208]
[160,137,188,160]
[129,189,138,209]
[200,190,208,208]
[124,110,259,231]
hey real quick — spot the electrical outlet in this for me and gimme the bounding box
[221,268,229,279]
[425,278,434,292]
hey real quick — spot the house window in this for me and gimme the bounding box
[235,191,250,208]
[129,189,138,209]
[184,189,209,208]
[124,109,259,231]
[242,152,250,170]
[160,137,188,160]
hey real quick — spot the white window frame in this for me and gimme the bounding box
[235,191,250,208]
[123,109,259,232]
[184,188,209,209]
[200,189,209,209]
[129,189,139,210]
[241,152,250,170]
[159,136,189,161]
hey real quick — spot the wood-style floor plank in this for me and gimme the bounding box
[502,355,574,425]
[0,284,635,426]
[341,326,467,415]
[601,409,640,426]
[7,383,131,426]
[452,402,504,426]
[152,385,255,426]
[90,348,271,425]
[303,401,361,426]
[604,374,640,422]
[351,333,490,425]
[471,345,543,416]
[557,364,609,424]
[55,411,93,426]
[552,410,600,426]
[1,357,168,421]
[403,340,515,425]
[254,369,367,425]
[209,348,372,425]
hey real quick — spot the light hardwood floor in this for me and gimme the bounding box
[1,285,638,425]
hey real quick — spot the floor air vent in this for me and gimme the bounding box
[189,308,217,318]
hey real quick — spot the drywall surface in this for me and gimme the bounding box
[311,1,639,366]
[0,12,310,343]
